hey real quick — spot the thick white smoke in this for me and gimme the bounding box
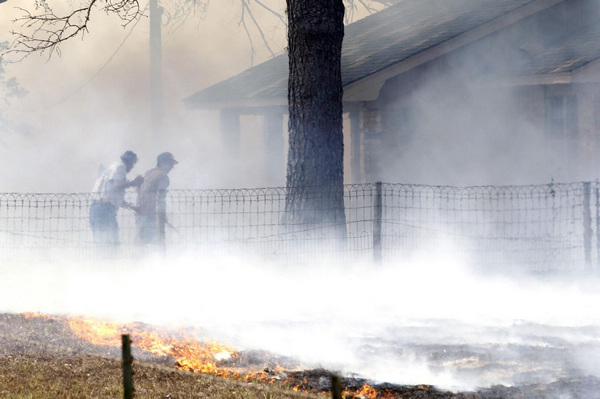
[2,237,600,391]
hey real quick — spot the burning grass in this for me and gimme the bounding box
[0,313,476,398]
[0,313,318,399]
[1,313,599,398]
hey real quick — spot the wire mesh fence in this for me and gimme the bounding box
[1,181,598,270]
[381,181,595,271]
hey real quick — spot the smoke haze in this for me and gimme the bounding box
[2,0,600,396]
[0,0,288,192]
[2,242,600,391]
[3,1,590,190]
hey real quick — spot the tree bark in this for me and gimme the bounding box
[285,0,347,237]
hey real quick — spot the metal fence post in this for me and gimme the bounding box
[373,182,383,264]
[583,182,592,268]
[596,185,600,269]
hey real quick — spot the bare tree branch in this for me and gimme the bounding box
[164,0,208,22]
[161,0,209,42]
[239,2,256,66]
[253,0,286,27]
[238,0,276,66]
[6,0,142,59]
[344,0,383,24]
[3,0,388,61]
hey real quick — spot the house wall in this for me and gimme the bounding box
[361,76,600,185]
[360,75,600,186]
[355,0,600,186]
[576,84,600,180]
[360,108,382,180]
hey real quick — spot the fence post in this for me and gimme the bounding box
[373,182,383,264]
[122,334,134,399]
[596,185,600,269]
[331,375,343,399]
[583,182,592,268]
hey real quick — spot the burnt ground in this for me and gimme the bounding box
[0,313,599,398]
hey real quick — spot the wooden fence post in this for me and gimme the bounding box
[373,182,383,264]
[331,375,343,399]
[122,334,134,399]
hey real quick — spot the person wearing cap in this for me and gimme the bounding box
[89,151,144,245]
[135,152,178,246]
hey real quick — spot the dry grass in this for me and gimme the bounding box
[0,350,320,399]
[3,313,599,399]
[0,313,320,399]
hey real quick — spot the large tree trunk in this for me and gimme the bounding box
[284,0,347,238]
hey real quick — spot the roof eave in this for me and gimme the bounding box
[184,97,288,111]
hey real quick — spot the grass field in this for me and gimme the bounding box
[0,350,320,399]
[0,313,321,399]
[2,313,598,398]
[0,313,480,398]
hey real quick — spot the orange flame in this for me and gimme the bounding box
[351,384,378,398]
[67,317,238,376]
[23,312,56,320]
[21,313,395,398]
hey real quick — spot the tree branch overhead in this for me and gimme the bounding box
[7,0,143,58]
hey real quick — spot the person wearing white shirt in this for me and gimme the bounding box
[89,151,143,245]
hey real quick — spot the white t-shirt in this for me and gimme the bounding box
[92,161,128,207]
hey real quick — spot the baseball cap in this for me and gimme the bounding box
[157,152,179,165]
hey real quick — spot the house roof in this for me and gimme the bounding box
[184,0,600,110]
[517,16,600,76]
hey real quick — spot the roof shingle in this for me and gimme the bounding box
[185,0,600,109]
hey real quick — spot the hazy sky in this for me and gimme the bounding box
[0,0,288,192]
